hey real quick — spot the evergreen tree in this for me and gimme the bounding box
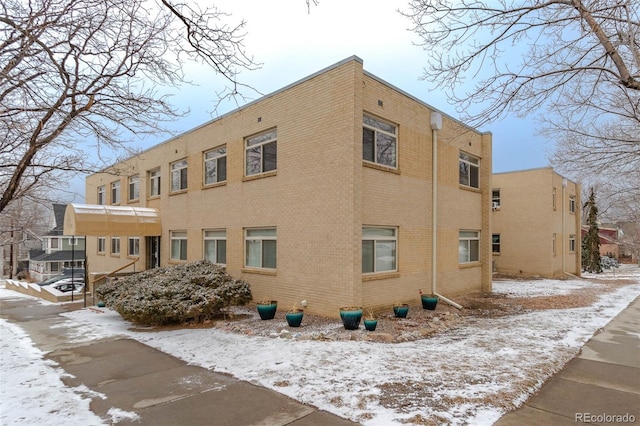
[582,187,602,273]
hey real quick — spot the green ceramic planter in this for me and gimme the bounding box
[256,301,277,320]
[393,304,409,318]
[285,311,304,327]
[339,307,363,330]
[363,319,378,331]
[421,295,438,310]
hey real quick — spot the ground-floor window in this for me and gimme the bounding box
[569,234,576,252]
[492,234,501,254]
[459,230,480,263]
[245,228,276,269]
[111,237,120,255]
[97,237,106,253]
[203,230,226,264]
[362,227,397,273]
[128,237,140,257]
[170,231,188,261]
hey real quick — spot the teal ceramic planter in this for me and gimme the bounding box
[393,304,409,318]
[256,301,277,320]
[421,295,438,310]
[285,311,304,327]
[339,307,363,330]
[363,319,378,331]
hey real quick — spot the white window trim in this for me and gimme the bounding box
[244,227,277,269]
[170,230,188,261]
[128,237,140,257]
[203,229,226,265]
[362,226,398,274]
[245,129,277,176]
[204,146,227,185]
[149,168,161,197]
[459,230,480,263]
[97,237,106,254]
[170,160,188,193]
[97,186,106,205]
[459,152,480,189]
[111,181,121,204]
[128,175,140,201]
[362,115,398,168]
[111,237,121,255]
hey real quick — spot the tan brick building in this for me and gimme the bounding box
[492,168,581,278]
[78,56,493,316]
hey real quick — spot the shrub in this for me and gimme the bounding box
[96,260,252,326]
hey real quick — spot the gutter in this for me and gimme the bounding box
[431,112,462,310]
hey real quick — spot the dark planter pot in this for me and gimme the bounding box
[96,301,106,308]
[339,307,363,330]
[256,301,277,320]
[421,295,439,310]
[393,304,409,318]
[285,311,304,327]
[363,319,378,331]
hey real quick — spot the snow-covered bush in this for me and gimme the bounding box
[600,256,620,270]
[96,260,252,325]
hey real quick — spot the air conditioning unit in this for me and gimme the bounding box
[492,202,500,210]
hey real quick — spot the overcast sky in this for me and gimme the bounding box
[69,0,552,202]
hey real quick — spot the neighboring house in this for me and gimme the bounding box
[580,225,629,261]
[30,204,85,282]
[72,56,493,317]
[492,168,581,279]
[1,228,42,279]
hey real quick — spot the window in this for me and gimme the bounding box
[97,237,106,253]
[203,230,226,264]
[245,228,276,269]
[362,227,397,273]
[111,181,121,204]
[569,234,576,252]
[552,187,557,210]
[68,237,78,246]
[459,231,480,263]
[170,231,188,261]
[492,189,501,209]
[245,129,277,176]
[492,234,501,253]
[459,152,480,188]
[97,186,106,205]
[204,146,227,185]
[569,195,576,213]
[128,237,140,257]
[362,115,397,168]
[149,168,161,197]
[170,160,188,192]
[552,233,557,256]
[111,237,121,255]
[50,238,59,250]
[128,175,139,201]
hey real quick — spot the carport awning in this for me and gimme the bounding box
[64,204,161,236]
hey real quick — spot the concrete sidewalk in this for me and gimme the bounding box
[495,296,640,425]
[0,296,359,426]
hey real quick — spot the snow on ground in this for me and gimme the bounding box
[1,265,638,425]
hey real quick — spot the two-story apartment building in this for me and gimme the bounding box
[70,56,493,316]
[492,168,581,278]
[30,204,85,282]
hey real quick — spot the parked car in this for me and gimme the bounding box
[37,268,85,286]
[50,277,85,293]
[37,274,71,286]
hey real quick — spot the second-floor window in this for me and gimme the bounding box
[97,186,106,205]
[97,237,106,253]
[204,146,227,185]
[569,195,576,213]
[362,115,397,168]
[171,160,188,192]
[492,189,501,209]
[459,152,480,189]
[128,175,139,201]
[111,181,121,204]
[148,168,161,197]
[245,129,277,176]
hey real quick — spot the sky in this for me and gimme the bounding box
[65,0,550,203]
[1,266,638,425]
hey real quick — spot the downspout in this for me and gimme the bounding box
[562,178,567,278]
[431,112,462,310]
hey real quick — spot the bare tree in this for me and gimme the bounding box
[404,0,639,222]
[0,0,258,213]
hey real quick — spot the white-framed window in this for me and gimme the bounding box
[203,230,226,264]
[111,237,121,255]
[68,237,78,246]
[245,228,276,269]
[552,233,557,256]
[204,146,227,185]
[170,231,188,261]
[111,181,121,204]
[97,186,106,205]
[459,230,480,263]
[128,237,140,257]
[459,152,480,188]
[128,175,140,201]
[362,115,397,168]
[492,189,501,209]
[245,129,277,176]
[362,227,397,273]
[148,168,161,197]
[170,160,188,192]
[50,238,59,250]
[97,237,106,253]
[492,234,501,253]
[569,234,576,252]
[569,195,576,213]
